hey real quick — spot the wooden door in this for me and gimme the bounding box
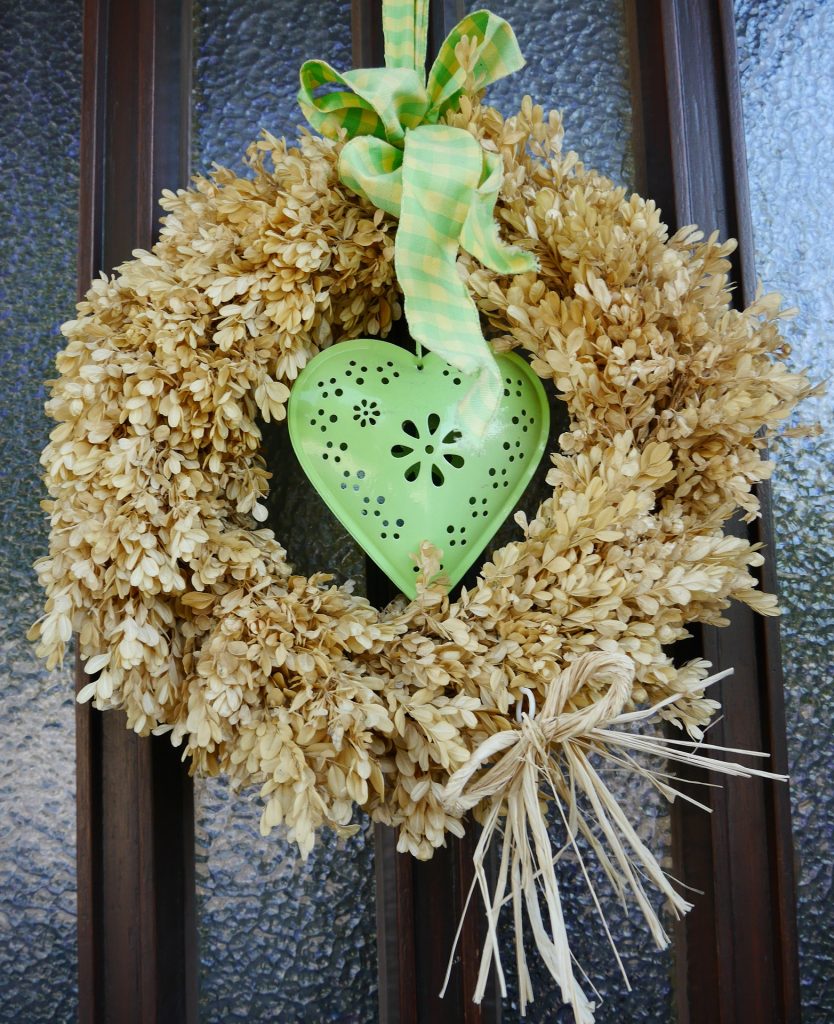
[71,2,804,1022]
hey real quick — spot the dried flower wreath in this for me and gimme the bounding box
[32,9,814,1021]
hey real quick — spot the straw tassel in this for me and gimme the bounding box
[439,651,787,1022]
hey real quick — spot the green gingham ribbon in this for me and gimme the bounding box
[299,1,536,433]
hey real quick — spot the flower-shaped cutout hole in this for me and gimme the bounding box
[353,398,380,427]
[391,415,465,486]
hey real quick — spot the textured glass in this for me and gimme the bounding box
[195,787,378,1024]
[0,1,82,1021]
[466,0,635,184]
[191,3,378,1021]
[470,3,672,1020]
[192,0,352,177]
[735,5,834,1022]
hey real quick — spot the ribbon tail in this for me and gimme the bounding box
[396,124,503,436]
[460,149,538,275]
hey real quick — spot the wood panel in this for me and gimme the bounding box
[71,1,803,1022]
[352,1,490,1020]
[75,1,197,1021]
[627,3,801,1022]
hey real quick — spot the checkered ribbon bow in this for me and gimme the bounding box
[299,0,536,433]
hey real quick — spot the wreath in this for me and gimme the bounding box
[32,4,814,1019]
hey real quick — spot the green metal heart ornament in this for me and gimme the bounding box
[288,340,549,598]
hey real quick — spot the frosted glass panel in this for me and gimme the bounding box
[0,1,81,1021]
[191,3,378,1021]
[195,786,378,1023]
[466,0,634,183]
[192,0,352,176]
[735,4,834,1022]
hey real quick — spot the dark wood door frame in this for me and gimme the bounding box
[74,2,801,1022]
[628,3,801,1023]
[75,2,197,1022]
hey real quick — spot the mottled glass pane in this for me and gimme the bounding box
[192,0,352,177]
[191,3,378,1021]
[195,786,378,1023]
[468,2,672,1021]
[467,0,635,184]
[735,5,834,1022]
[0,1,82,1021]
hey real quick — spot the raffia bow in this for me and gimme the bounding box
[299,1,537,434]
[439,652,786,1021]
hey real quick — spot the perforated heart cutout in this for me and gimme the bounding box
[287,339,549,598]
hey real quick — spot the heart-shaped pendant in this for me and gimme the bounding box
[287,339,549,598]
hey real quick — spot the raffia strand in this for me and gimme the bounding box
[439,653,786,1022]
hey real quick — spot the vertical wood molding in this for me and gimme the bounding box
[352,1,490,1020]
[75,1,197,1021]
[627,3,801,1022]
